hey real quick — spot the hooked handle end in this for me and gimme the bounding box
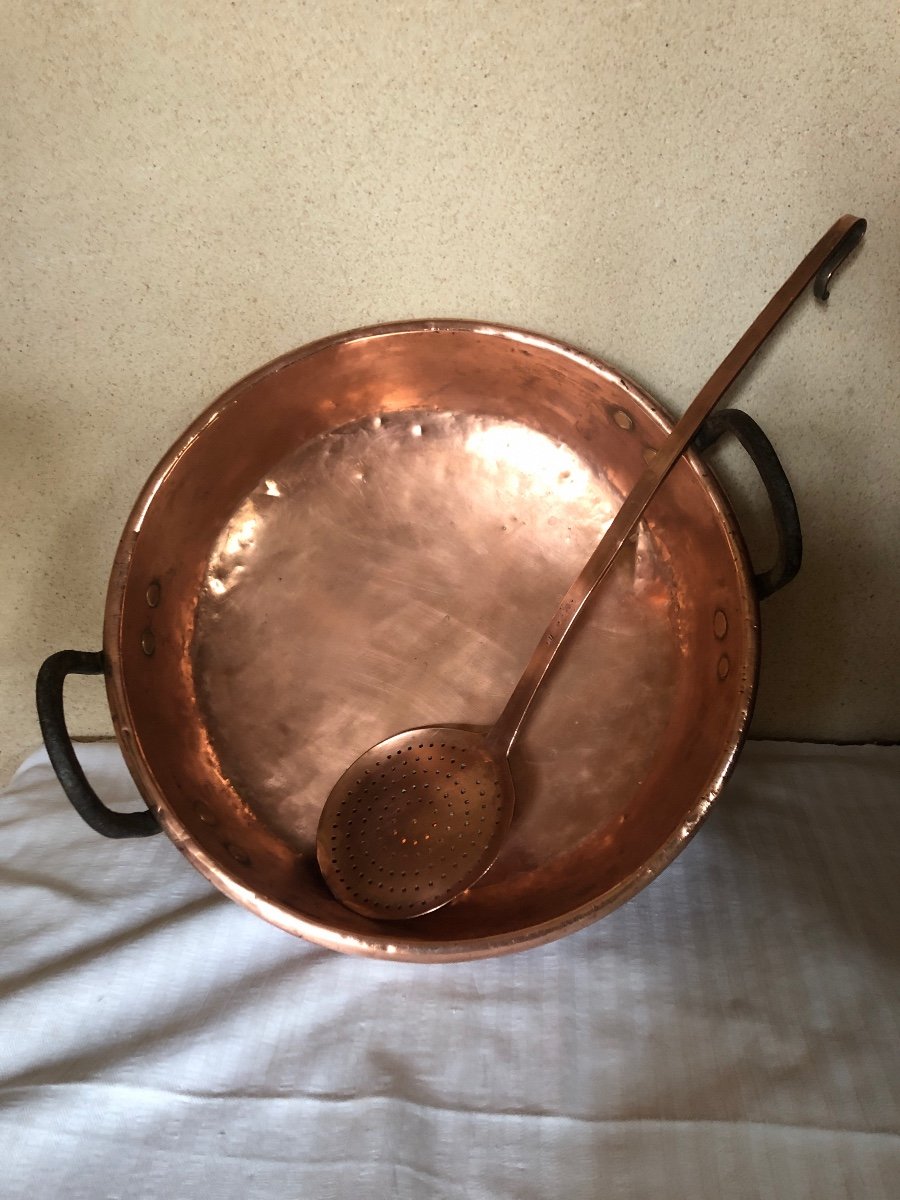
[813,216,867,302]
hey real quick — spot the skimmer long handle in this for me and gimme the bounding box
[487,214,866,757]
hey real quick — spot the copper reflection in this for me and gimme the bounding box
[104,321,759,961]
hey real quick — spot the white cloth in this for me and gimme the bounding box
[1,741,898,1199]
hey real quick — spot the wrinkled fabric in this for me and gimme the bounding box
[1,741,898,1199]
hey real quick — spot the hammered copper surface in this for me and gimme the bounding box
[103,322,758,960]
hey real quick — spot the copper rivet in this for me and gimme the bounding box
[141,629,155,656]
[717,654,730,679]
[226,842,251,865]
[643,446,657,465]
[195,803,216,826]
[714,609,728,639]
[613,409,634,431]
[146,581,161,607]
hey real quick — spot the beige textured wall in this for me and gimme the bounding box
[3,1,898,781]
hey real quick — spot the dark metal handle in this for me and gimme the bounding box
[35,650,160,838]
[695,409,802,599]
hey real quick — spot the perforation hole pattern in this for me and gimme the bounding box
[319,729,509,920]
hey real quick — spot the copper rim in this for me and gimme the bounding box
[102,320,759,962]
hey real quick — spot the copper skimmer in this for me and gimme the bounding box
[316,215,866,921]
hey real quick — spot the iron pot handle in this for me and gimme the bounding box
[35,650,160,838]
[694,409,802,599]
